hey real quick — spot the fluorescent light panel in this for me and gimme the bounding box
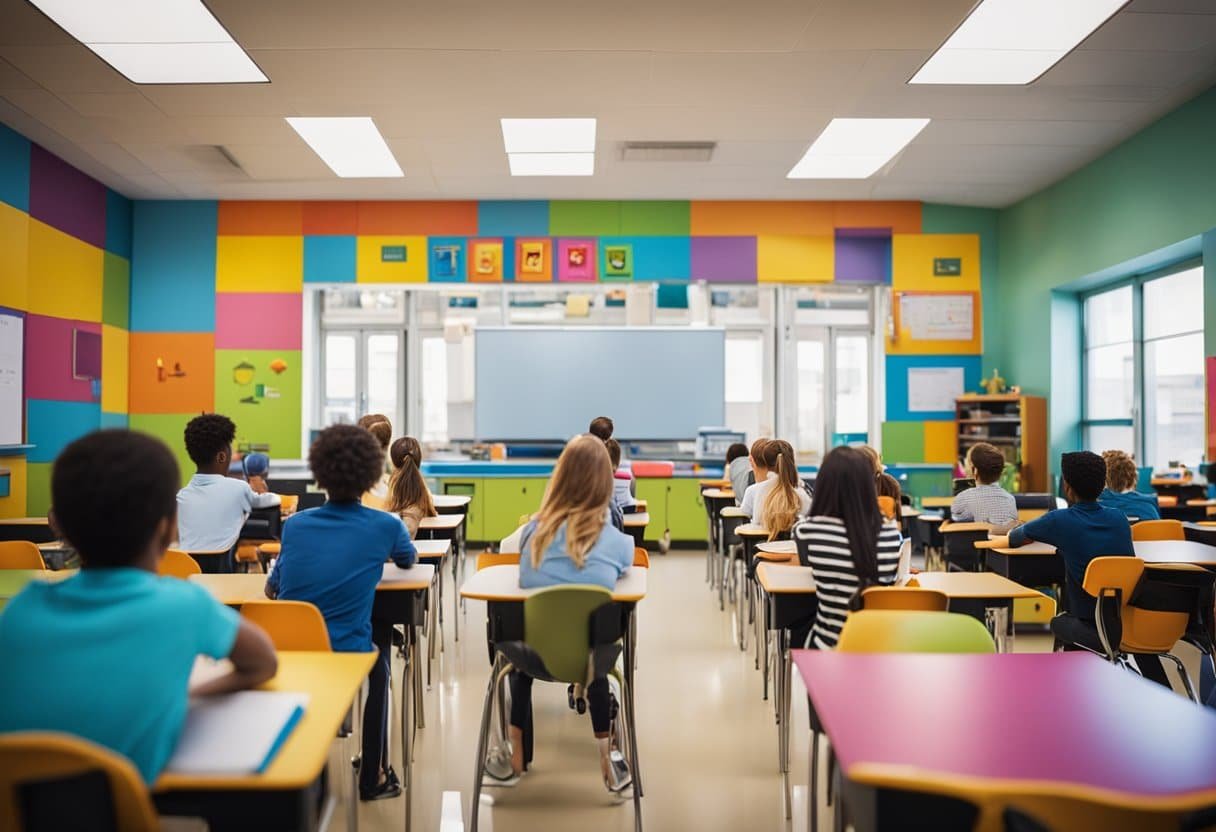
[286,117,404,178]
[787,118,929,180]
[501,118,596,153]
[910,0,1126,85]
[508,153,594,177]
[28,0,266,84]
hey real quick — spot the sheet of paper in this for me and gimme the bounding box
[908,367,965,412]
[166,690,308,774]
[899,294,974,341]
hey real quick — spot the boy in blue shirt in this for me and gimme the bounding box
[1099,449,1160,521]
[266,424,417,801]
[992,451,1168,686]
[0,430,278,782]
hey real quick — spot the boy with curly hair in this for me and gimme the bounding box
[266,424,418,800]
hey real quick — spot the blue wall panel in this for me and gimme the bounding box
[27,400,101,463]
[885,355,983,422]
[130,201,217,332]
[303,235,356,283]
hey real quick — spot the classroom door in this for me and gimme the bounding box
[321,329,405,431]
[795,327,870,461]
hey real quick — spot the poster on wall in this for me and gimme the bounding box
[603,244,632,278]
[898,294,974,341]
[468,240,504,282]
[908,367,965,412]
[432,244,462,279]
[558,239,596,281]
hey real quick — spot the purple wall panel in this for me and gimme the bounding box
[690,236,757,283]
[835,228,892,283]
[29,145,107,248]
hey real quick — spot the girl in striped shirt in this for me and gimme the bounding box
[792,446,903,649]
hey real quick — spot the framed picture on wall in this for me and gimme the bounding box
[558,238,597,282]
[603,244,632,278]
[468,240,505,282]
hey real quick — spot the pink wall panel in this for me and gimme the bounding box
[25,313,101,402]
[214,292,303,350]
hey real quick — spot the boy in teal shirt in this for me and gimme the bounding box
[0,430,278,782]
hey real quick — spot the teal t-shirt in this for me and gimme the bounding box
[0,567,240,782]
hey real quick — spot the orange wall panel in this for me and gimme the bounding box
[128,332,216,414]
[690,201,835,236]
[356,201,478,235]
[302,201,359,235]
[833,201,922,234]
[217,201,303,235]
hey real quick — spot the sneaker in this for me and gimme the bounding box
[382,766,401,792]
[603,749,632,793]
[359,775,403,802]
[482,745,521,787]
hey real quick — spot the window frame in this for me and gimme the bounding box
[1080,258,1204,465]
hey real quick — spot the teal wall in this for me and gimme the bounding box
[993,84,1216,467]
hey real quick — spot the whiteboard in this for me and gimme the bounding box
[908,367,964,413]
[0,312,22,446]
[474,327,725,440]
[899,294,974,341]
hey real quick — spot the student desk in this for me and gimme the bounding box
[756,539,797,564]
[975,539,1064,591]
[792,651,1216,832]
[154,651,376,832]
[914,513,947,571]
[460,565,647,797]
[0,517,54,543]
[920,496,953,510]
[716,505,749,610]
[0,568,73,610]
[755,563,817,819]
[699,478,732,490]
[35,541,76,570]
[908,572,1050,652]
[191,565,433,832]
[622,511,650,548]
[736,523,778,657]
[702,488,736,590]
[1134,539,1216,567]
[411,538,454,683]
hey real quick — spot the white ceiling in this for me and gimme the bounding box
[1,0,1214,207]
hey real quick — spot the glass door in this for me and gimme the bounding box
[832,330,870,446]
[321,329,405,430]
[794,326,870,461]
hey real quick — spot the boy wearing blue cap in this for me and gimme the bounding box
[177,413,280,570]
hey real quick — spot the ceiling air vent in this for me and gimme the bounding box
[620,141,715,162]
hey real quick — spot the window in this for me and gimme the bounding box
[1082,265,1204,467]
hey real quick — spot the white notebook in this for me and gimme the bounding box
[381,563,432,584]
[165,691,308,775]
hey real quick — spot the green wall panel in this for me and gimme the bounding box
[102,252,130,330]
[25,462,52,517]
[214,349,303,460]
[881,422,925,463]
[129,413,195,486]
[619,201,690,236]
[549,201,622,236]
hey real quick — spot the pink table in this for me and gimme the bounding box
[792,651,1216,829]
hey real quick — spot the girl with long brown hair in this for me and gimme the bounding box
[384,436,436,535]
[484,435,634,792]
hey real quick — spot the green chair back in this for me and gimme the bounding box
[836,610,996,654]
[522,584,614,684]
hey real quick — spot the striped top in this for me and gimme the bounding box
[792,515,902,649]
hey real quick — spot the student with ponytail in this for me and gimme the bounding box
[385,437,437,536]
[792,446,902,649]
[756,440,810,539]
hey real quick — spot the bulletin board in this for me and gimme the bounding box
[886,290,982,355]
[0,310,22,446]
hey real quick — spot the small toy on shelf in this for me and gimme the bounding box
[981,369,1006,396]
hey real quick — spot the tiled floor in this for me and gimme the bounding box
[324,548,1194,832]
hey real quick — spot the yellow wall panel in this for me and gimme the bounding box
[0,203,29,311]
[26,219,103,321]
[0,456,27,519]
[101,325,129,413]
[356,236,428,283]
[215,235,303,292]
[756,235,834,283]
[923,421,958,464]
[891,234,980,292]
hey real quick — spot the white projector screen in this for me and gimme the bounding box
[474,327,725,440]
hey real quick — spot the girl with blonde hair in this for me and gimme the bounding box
[357,414,393,503]
[484,435,633,792]
[385,436,436,535]
[756,439,811,539]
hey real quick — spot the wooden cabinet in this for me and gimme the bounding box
[955,394,1048,492]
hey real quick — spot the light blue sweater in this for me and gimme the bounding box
[519,520,633,590]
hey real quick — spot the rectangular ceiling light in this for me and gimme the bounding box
[910,0,1127,85]
[501,118,596,154]
[286,117,404,178]
[28,0,266,84]
[508,153,595,177]
[787,118,930,179]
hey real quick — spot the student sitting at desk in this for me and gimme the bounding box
[483,435,633,792]
[385,436,437,536]
[1099,449,1160,521]
[266,424,418,801]
[177,413,281,566]
[726,441,751,505]
[793,446,902,649]
[605,438,637,513]
[0,429,278,782]
[742,439,811,537]
[738,438,770,516]
[950,442,1018,528]
[991,452,1168,687]
[588,415,614,442]
[358,413,393,503]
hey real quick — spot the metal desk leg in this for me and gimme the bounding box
[984,603,1013,653]
[779,628,792,819]
[348,684,362,832]
[401,624,414,832]
[623,606,644,798]
[414,613,426,731]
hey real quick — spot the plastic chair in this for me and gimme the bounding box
[241,600,332,651]
[362,492,386,510]
[278,494,299,515]
[477,551,521,571]
[0,732,159,832]
[1082,557,1210,701]
[1131,519,1185,541]
[470,585,640,831]
[941,521,993,572]
[836,610,996,654]
[861,587,949,612]
[0,541,46,570]
[877,496,896,521]
[633,547,650,568]
[158,548,201,579]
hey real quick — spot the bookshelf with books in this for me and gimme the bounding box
[955,394,1048,492]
